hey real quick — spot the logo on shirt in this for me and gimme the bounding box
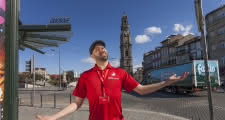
[108,77,119,80]
[111,72,116,76]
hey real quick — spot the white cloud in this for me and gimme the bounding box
[144,26,162,34]
[81,57,120,67]
[182,31,194,36]
[133,64,142,72]
[135,34,151,44]
[110,59,120,67]
[174,24,194,36]
[174,24,185,32]
[81,57,95,65]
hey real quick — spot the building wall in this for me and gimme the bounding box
[134,67,143,83]
[206,5,225,81]
[142,35,203,84]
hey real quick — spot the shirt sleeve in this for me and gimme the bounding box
[72,73,86,98]
[122,70,139,92]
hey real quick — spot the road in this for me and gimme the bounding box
[18,88,225,120]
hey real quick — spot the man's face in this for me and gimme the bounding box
[91,44,108,62]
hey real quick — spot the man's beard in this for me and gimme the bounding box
[96,55,108,61]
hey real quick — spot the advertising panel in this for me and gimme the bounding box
[0,0,5,118]
[194,60,220,86]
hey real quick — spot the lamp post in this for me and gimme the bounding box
[31,54,35,106]
[194,0,214,120]
[59,47,61,89]
[50,48,61,89]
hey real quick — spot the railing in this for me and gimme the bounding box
[18,90,75,108]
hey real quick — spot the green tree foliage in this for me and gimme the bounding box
[19,72,32,84]
[66,70,74,83]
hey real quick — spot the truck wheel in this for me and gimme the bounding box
[171,87,177,94]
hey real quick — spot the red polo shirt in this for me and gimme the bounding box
[73,62,139,120]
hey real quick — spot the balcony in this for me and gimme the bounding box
[176,49,189,55]
[143,63,153,70]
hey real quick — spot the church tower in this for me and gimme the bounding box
[120,13,133,76]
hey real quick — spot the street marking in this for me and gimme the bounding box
[182,101,225,111]
[122,108,190,120]
[38,104,189,120]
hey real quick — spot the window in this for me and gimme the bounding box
[218,27,225,35]
[208,16,214,24]
[126,50,128,56]
[221,56,225,65]
[190,43,196,50]
[196,42,201,49]
[197,51,202,59]
[124,32,129,37]
[217,10,225,19]
[209,31,215,37]
[221,42,225,48]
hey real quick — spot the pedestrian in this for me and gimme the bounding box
[221,82,225,93]
[36,40,188,120]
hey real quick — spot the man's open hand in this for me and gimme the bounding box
[166,72,189,85]
[36,115,56,120]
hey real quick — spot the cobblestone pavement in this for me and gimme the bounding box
[18,88,225,120]
[125,89,225,120]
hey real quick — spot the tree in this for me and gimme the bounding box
[34,73,44,81]
[49,75,59,86]
[66,70,74,83]
[19,72,32,84]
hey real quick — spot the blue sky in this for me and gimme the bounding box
[19,0,224,74]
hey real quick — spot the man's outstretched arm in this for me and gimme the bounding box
[133,72,189,95]
[36,96,84,120]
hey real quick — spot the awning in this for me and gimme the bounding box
[19,24,73,54]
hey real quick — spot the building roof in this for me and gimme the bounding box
[35,68,46,71]
[206,4,225,18]
[160,34,183,43]
[183,36,200,45]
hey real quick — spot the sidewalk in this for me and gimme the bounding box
[19,104,190,120]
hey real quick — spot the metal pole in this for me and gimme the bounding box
[59,47,61,89]
[54,93,56,108]
[70,94,72,104]
[201,26,214,120]
[3,0,19,119]
[40,94,42,108]
[32,54,35,106]
[194,1,214,119]
[30,92,33,106]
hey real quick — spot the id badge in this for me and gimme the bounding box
[99,96,110,104]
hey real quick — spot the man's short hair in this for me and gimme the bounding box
[89,40,106,55]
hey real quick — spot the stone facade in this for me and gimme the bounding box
[142,34,203,84]
[134,67,143,83]
[206,5,225,81]
[120,13,133,76]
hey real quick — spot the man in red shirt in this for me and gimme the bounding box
[36,40,188,120]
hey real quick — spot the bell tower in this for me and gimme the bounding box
[120,13,133,76]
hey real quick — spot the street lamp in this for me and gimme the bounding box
[59,47,61,89]
[50,48,61,89]
[194,0,214,120]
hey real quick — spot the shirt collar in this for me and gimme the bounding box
[92,62,113,71]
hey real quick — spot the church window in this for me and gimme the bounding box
[126,50,128,56]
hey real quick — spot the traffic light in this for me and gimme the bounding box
[25,59,33,73]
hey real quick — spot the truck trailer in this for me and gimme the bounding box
[147,60,220,94]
